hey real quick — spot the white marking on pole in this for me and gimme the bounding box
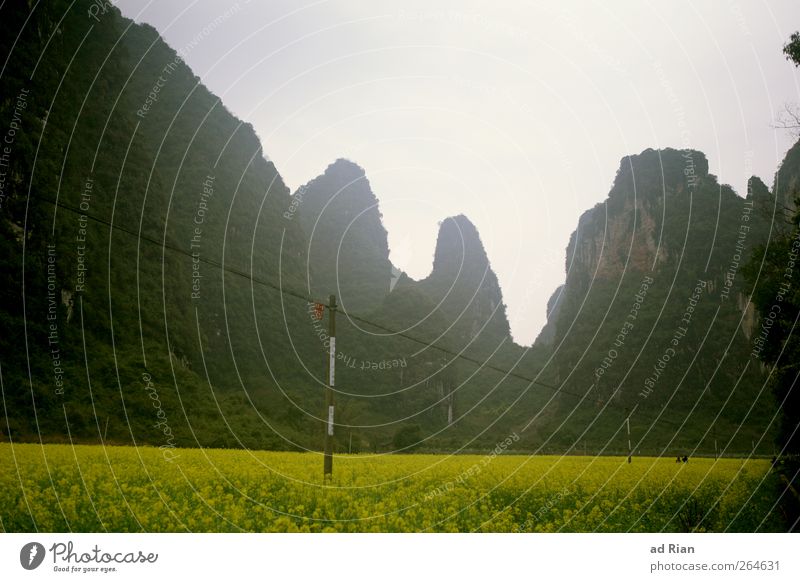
[329,336,335,386]
[626,416,631,458]
[328,405,334,436]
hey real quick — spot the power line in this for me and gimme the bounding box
[30,192,689,430]
[32,193,314,305]
[347,310,687,430]
[345,311,561,391]
[31,193,569,393]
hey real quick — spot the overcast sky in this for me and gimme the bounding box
[115,0,800,345]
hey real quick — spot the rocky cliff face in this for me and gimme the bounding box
[295,189,513,349]
[774,138,800,212]
[532,146,779,451]
[295,159,392,313]
[568,197,668,283]
[534,284,564,346]
[539,147,775,345]
[413,215,510,347]
[565,148,708,290]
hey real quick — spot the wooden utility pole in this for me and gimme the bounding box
[324,294,336,479]
[713,423,718,460]
[440,356,453,426]
[625,408,632,463]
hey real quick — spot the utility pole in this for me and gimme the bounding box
[441,356,453,426]
[713,423,718,460]
[324,294,336,479]
[625,408,632,463]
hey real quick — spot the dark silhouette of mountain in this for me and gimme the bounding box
[294,159,391,313]
[0,0,791,456]
[774,138,800,212]
[0,0,320,451]
[415,215,511,348]
[535,147,779,452]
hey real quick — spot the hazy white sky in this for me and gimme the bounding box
[115,0,800,345]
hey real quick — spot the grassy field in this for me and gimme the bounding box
[0,443,782,532]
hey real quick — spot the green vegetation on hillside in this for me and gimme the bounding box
[0,1,796,468]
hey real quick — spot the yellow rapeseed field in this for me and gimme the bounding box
[0,443,781,532]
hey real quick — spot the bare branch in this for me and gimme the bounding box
[773,103,800,137]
